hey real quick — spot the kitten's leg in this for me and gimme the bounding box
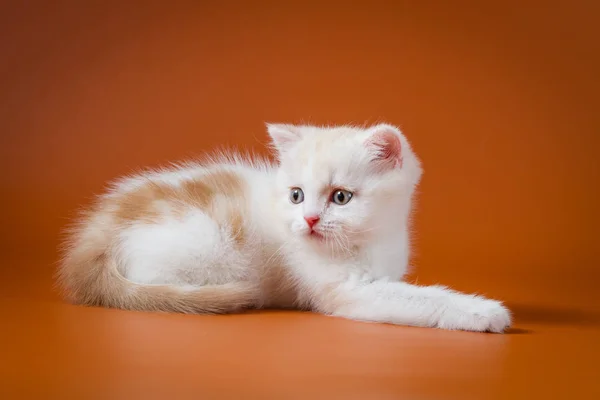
[119,209,256,288]
[313,279,511,333]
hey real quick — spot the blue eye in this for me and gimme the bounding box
[289,187,304,204]
[331,189,353,205]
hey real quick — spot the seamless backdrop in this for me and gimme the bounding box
[1,1,599,399]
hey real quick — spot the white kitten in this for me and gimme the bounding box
[57,123,511,333]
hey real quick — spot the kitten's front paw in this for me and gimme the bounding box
[437,295,512,333]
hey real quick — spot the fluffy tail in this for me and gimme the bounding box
[55,250,258,315]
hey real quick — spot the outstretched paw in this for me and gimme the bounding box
[437,295,512,333]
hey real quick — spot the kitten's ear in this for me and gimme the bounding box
[266,123,303,153]
[364,123,403,171]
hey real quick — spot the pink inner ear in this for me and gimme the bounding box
[367,131,403,170]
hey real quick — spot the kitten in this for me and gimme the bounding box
[57,123,511,333]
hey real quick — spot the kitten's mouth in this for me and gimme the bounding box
[308,230,325,240]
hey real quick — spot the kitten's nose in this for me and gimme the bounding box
[304,215,320,229]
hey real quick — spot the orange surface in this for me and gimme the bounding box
[1,1,599,399]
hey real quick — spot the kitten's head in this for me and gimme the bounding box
[268,123,422,255]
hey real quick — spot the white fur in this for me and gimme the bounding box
[102,123,511,332]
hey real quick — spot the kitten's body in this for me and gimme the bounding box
[57,123,511,332]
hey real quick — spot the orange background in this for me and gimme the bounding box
[1,1,599,399]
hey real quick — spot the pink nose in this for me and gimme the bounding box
[304,215,320,229]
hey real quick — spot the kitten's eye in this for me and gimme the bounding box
[289,187,304,204]
[331,189,353,205]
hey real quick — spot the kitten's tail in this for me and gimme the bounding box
[55,251,258,315]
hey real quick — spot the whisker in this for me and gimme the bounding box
[345,225,383,234]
